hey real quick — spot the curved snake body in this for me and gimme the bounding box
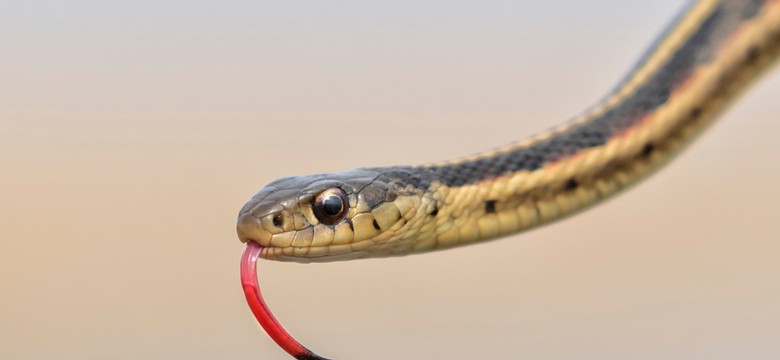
[237,0,780,263]
[238,1,780,359]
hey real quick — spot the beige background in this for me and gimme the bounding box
[2,1,780,359]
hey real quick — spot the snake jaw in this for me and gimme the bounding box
[240,241,330,360]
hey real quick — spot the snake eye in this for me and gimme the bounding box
[312,188,348,225]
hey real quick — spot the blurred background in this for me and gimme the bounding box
[2,1,780,359]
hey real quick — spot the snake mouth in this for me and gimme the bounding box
[248,241,371,263]
[240,241,330,360]
[245,242,314,263]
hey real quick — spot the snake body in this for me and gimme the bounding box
[237,0,780,263]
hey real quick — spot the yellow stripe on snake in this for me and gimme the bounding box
[237,0,780,263]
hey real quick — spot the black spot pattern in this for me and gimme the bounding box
[485,200,496,213]
[642,142,656,157]
[565,178,578,191]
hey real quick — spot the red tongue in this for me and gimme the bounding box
[241,242,330,360]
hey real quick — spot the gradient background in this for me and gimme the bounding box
[2,1,780,359]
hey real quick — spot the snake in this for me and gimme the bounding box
[237,1,780,359]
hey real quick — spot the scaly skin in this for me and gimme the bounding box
[237,0,780,263]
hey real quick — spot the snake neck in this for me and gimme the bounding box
[366,0,780,258]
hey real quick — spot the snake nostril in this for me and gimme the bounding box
[272,213,284,228]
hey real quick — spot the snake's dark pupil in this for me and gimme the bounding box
[322,195,343,216]
[313,188,348,225]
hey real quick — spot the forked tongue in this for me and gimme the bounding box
[241,242,331,360]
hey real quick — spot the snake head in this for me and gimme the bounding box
[237,167,423,262]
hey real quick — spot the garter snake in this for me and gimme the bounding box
[238,0,780,263]
[237,1,780,357]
